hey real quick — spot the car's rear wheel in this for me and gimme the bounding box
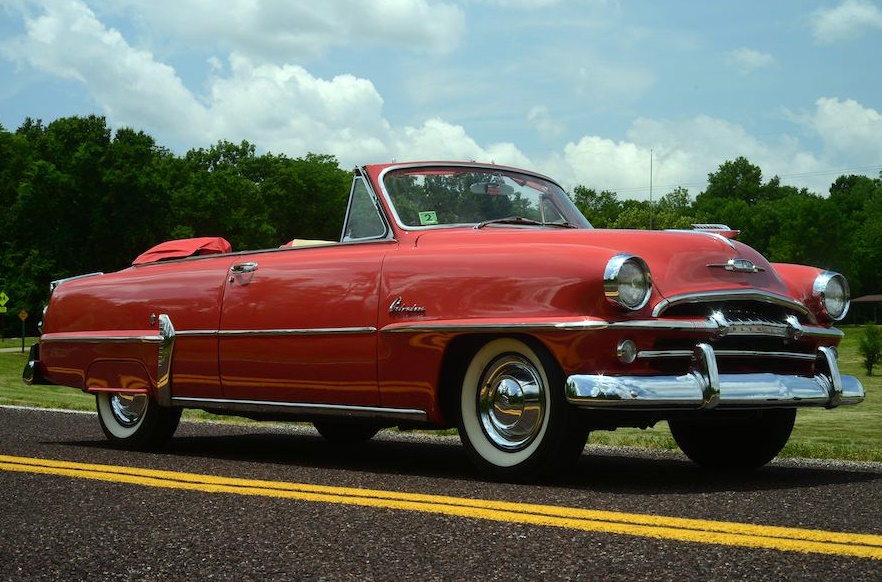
[669,408,796,470]
[457,338,588,481]
[96,392,182,450]
[313,421,380,444]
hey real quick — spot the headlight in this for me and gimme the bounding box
[604,255,652,310]
[813,271,850,321]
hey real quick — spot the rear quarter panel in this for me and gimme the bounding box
[41,256,234,396]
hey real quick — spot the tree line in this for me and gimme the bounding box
[573,157,882,306]
[1,114,881,335]
[0,115,350,335]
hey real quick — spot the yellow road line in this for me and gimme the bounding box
[2,453,881,560]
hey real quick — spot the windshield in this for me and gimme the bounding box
[380,165,592,229]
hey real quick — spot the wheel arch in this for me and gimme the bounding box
[436,332,562,427]
[86,359,155,395]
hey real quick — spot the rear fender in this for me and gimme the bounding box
[86,360,153,396]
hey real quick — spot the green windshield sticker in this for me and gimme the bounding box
[418,211,439,226]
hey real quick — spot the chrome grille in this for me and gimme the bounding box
[644,300,818,373]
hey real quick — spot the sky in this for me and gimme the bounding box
[1,0,881,200]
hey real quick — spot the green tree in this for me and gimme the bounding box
[259,152,350,242]
[651,187,696,230]
[170,140,275,250]
[572,186,622,227]
[826,174,882,296]
[698,156,765,205]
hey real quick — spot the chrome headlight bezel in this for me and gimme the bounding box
[604,254,652,311]
[813,271,850,322]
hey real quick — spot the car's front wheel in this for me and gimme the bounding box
[668,408,796,470]
[457,338,588,481]
[96,392,182,450]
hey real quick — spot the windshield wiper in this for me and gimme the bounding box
[474,216,578,229]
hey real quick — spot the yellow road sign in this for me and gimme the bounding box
[0,291,8,306]
[0,306,6,314]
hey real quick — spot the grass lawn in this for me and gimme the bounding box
[2,328,881,462]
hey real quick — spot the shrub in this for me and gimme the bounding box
[859,325,882,376]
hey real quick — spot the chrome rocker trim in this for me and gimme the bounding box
[565,344,864,411]
[170,397,428,423]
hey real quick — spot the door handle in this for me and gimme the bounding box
[229,262,258,284]
[230,262,258,274]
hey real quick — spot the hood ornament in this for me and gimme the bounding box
[707,258,765,274]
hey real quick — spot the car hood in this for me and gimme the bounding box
[410,227,791,302]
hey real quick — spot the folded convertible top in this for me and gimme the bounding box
[132,237,232,265]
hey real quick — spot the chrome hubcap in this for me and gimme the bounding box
[478,354,545,451]
[110,393,148,427]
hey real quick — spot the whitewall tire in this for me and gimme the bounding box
[457,338,588,480]
[96,392,181,450]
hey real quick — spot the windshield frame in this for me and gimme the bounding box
[375,162,593,232]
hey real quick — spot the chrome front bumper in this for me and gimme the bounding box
[565,343,864,410]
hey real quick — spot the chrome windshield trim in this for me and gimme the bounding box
[375,162,590,231]
[170,397,428,423]
[652,290,816,321]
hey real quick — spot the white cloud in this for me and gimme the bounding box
[95,0,466,58]
[3,0,877,204]
[392,118,531,166]
[1,1,528,168]
[527,105,564,140]
[3,0,210,133]
[542,113,842,199]
[800,97,882,165]
[479,0,614,8]
[810,0,882,44]
[725,47,775,74]
[208,56,393,162]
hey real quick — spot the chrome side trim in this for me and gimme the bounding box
[381,318,842,338]
[652,290,816,321]
[156,314,175,407]
[566,344,864,411]
[175,330,219,338]
[637,349,818,361]
[170,397,428,423]
[216,327,377,337]
[50,272,104,293]
[40,333,164,344]
[40,327,378,343]
[381,321,589,333]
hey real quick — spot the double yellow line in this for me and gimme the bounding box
[3,453,881,560]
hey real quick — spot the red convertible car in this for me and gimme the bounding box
[24,161,864,480]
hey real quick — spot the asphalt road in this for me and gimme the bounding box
[2,406,882,581]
